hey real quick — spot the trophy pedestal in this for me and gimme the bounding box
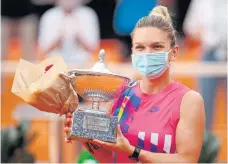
[68,109,118,143]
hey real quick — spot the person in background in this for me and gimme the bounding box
[1,0,38,90]
[31,0,55,20]
[175,0,192,36]
[113,0,157,59]
[86,0,117,39]
[1,0,38,61]
[183,0,227,130]
[38,0,100,65]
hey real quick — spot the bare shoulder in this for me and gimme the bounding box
[180,90,205,118]
[182,90,204,104]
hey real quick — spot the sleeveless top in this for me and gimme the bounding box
[111,81,190,163]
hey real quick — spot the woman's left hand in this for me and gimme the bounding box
[90,125,134,154]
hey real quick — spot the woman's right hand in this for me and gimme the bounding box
[64,112,89,143]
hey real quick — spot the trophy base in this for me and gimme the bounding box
[68,109,118,143]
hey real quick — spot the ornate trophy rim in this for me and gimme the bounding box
[60,49,130,102]
[66,49,130,82]
[67,69,130,81]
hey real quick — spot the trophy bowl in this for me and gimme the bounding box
[60,49,130,142]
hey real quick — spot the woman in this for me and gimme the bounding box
[64,5,205,163]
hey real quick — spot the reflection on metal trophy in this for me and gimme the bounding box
[60,49,130,142]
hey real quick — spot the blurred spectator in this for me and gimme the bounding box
[1,120,36,163]
[86,0,117,39]
[113,0,157,35]
[38,0,100,65]
[198,130,220,163]
[175,0,192,36]
[1,0,38,61]
[87,0,129,60]
[183,0,227,130]
[31,0,55,19]
[113,0,157,58]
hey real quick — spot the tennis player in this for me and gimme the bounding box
[64,5,205,163]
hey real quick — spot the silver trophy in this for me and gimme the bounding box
[60,49,130,142]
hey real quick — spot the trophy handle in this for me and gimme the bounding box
[59,72,75,81]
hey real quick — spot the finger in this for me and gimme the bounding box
[86,142,94,154]
[64,127,71,135]
[91,139,112,147]
[79,138,90,143]
[90,142,100,149]
[116,125,122,135]
[64,118,72,127]
[64,118,70,127]
[65,137,72,143]
[66,112,73,118]
[66,137,89,143]
[90,139,103,146]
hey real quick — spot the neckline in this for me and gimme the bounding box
[134,80,177,99]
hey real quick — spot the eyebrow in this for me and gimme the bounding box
[134,41,166,45]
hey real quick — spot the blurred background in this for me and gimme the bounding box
[1,0,227,163]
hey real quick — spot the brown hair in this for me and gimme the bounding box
[132,5,176,47]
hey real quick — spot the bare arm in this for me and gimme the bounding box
[124,90,205,163]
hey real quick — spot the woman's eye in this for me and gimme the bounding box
[154,45,163,49]
[135,46,144,50]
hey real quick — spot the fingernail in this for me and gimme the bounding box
[65,137,70,143]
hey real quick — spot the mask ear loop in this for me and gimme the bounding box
[166,49,173,67]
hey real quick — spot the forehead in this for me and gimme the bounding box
[132,27,170,44]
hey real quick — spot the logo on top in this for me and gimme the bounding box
[150,106,160,112]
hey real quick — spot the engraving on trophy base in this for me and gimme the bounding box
[83,115,110,132]
[68,110,118,143]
